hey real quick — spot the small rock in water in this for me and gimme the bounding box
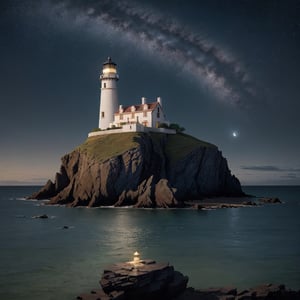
[259,197,282,204]
[32,214,48,219]
[62,226,69,229]
[242,201,257,206]
[193,204,204,210]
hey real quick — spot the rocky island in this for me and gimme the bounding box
[29,132,244,207]
[29,57,246,208]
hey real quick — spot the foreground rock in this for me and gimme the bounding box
[28,132,244,208]
[77,260,188,300]
[77,284,300,300]
[76,258,300,300]
[175,284,300,299]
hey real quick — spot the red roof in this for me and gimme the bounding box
[114,102,159,115]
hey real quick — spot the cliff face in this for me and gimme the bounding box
[30,132,244,207]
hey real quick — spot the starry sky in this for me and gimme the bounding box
[1,0,300,185]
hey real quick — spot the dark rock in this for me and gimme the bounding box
[236,289,256,300]
[76,294,102,300]
[174,283,300,300]
[166,271,189,298]
[242,201,257,206]
[259,197,282,204]
[220,287,237,295]
[109,290,125,299]
[32,214,48,219]
[99,260,188,300]
[154,179,179,208]
[196,287,237,298]
[249,283,285,298]
[77,288,124,300]
[55,168,70,194]
[174,287,206,300]
[29,133,244,207]
[236,292,254,300]
[28,180,55,200]
[77,257,300,300]
[193,203,204,210]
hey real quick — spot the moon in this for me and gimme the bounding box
[232,131,238,138]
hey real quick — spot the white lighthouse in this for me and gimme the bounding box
[98,57,119,129]
[88,58,176,138]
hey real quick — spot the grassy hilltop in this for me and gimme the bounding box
[78,132,215,164]
[31,132,243,206]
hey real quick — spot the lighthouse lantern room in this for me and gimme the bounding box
[99,57,119,129]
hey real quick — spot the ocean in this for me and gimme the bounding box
[0,186,299,299]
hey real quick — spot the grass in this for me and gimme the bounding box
[77,132,215,163]
[77,132,140,162]
[164,133,216,165]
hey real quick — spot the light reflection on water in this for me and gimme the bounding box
[0,186,300,300]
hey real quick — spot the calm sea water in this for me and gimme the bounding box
[0,186,299,299]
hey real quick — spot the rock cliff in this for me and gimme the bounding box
[29,132,244,207]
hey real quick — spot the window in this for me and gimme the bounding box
[103,83,106,88]
[157,112,160,118]
[101,112,105,118]
[131,113,135,119]
[120,114,123,120]
[143,111,147,117]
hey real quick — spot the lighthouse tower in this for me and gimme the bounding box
[99,57,119,129]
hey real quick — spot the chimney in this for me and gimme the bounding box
[141,97,147,105]
[157,97,162,106]
[119,105,123,112]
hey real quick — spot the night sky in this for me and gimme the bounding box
[1,0,300,185]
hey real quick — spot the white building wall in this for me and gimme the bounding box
[88,125,176,137]
[114,110,153,127]
[99,79,118,129]
[113,102,169,129]
[151,104,165,127]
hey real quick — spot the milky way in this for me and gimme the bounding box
[45,0,255,106]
